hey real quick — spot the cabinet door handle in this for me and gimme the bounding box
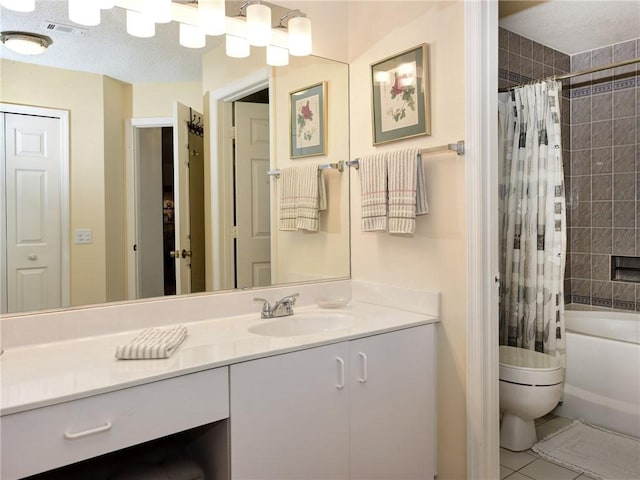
[336,357,345,390]
[358,352,368,383]
[64,421,112,440]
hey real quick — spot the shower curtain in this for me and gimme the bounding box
[498,80,567,366]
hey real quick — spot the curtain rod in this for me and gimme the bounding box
[499,56,640,92]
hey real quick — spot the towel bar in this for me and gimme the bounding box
[348,140,465,170]
[267,161,345,178]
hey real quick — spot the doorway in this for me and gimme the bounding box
[0,104,70,314]
[233,89,271,289]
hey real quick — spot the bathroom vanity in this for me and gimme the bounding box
[0,282,439,479]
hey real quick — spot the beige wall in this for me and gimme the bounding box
[346,2,467,478]
[1,60,109,307]
[131,81,203,118]
[271,56,350,284]
[103,76,132,302]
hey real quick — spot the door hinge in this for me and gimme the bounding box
[228,126,236,139]
[231,226,238,238]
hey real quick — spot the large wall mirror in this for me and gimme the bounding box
[0,1,350,316]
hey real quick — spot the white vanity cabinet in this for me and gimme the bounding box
[230,324,436,479]
[0,367,229,480]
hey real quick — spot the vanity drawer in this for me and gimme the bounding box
[0,367,229,480]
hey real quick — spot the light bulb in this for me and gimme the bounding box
[180,23,205,49]
[246,3,271,47]
[69,0,101,27]
[99,0,114,9]
[226,34,249,58]
[288,16,311,56]
[266,45,288,66]
[199,0,225,36]
[0,0,35,13]
[126,10,155,38]
[149,0,172,24]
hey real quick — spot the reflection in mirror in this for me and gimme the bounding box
[0,1,350,315]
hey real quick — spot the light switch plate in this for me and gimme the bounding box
[74,228,92,244]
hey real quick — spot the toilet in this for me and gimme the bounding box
[499,345,564,451]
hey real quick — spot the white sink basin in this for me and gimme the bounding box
[248,312,354,337]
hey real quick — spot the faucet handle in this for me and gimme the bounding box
[253,297,272,316]
[281,293,300,304]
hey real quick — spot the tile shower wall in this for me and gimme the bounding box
[567,39,639,311]
[499,28,640,312]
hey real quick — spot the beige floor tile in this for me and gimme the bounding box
[501,465,515,479]
[500,448,537,471]
[505,473,536,480]
[519,458,581,480]
[535,416,573,441]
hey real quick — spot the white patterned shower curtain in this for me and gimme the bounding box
[498,80,567,367]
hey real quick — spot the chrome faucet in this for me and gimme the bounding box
[253,293,299,319]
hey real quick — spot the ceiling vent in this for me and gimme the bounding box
[42,21,87,36]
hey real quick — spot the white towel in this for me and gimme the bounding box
[296,164,322,232]
[279,165,326,232]
[387,148,428,235]
[279,167,298,231]
[360,153,388,231]
[115,325,187,360]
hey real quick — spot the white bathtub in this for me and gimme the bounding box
[554,309,640,438]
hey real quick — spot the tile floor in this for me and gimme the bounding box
[500,414,596,480]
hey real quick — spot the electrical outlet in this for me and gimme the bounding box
[74,228,93,245]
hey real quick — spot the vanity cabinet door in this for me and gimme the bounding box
[230,342,350,480]
[349,324,436,480]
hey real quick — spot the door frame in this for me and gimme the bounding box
[0,103,70,312]
[464,1,500,479]
[208,67,270,291]
[125,116,172,300]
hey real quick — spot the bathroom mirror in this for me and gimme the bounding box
[0,1,350,315]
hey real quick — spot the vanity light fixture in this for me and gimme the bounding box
[198,0,225,36]
[0,0,35,13]
[266,44,288,66]
[148,0,173,24]
[179,23,206,49]
[287,15,312,56]
[126,9,155,38]
[0,31,52,55]
[68,0,101,27]
[246,1,271,47]
[226,34,250,58]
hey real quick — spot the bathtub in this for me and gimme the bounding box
[554,309,640,438]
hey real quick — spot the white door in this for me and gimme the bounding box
[173,102,205,295]
[234,102,271,289]
[230,342,350,479]
[349,325,437,479]
[2,113,63,313]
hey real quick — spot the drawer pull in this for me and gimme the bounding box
[358,352,368,383]
[336,357,345,390]
[64,421,112,439]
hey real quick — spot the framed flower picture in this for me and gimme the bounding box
[290,81,327,158]
[371,44,431,145]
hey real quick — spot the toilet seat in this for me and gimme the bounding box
[499,346,563,386]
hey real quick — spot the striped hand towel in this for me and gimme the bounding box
[279,167,298,231]
[387,148,428,235]
[115,325,187,360]
[360,153,388,231]
[296,164,322,231]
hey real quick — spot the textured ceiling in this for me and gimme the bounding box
[499,0,640,55]
[0,1,227,84]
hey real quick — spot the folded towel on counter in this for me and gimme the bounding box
[360,153,388,232]
[115,325,187,360]
[279,165,327,232]
[387,148,429,234]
